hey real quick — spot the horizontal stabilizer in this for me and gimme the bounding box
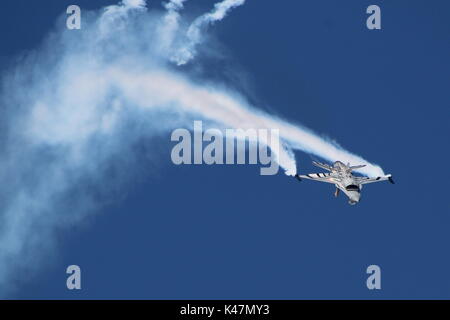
[350,164,366,170]
[312,161,332,171]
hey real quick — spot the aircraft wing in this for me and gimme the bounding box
[296,173,336,184]
[355,174,394,185]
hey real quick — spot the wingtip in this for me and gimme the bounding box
[388,175,395,184]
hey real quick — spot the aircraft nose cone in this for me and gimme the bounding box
[348,191,360,204]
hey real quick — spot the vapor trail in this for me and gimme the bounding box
[106,68,383,177]
[0,0,383,296]
[158,0,188,54]
[172,0,246,65]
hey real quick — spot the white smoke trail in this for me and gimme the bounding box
[172,0,246,65]
[157,0,188,54]
[0,0,384,295]
[104,68,383,177]
[104,0,147,17]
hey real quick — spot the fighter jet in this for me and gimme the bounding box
[294,161,394,205]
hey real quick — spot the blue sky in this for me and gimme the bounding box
[1,0,449,299]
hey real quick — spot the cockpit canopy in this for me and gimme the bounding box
[333,161,345,169]
[345,184,360,192]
